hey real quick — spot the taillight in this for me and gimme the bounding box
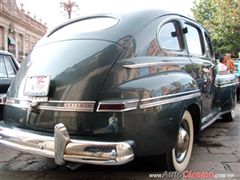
[97,99,139,112]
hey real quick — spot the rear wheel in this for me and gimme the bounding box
[223,96,237,121]
[164,110,194,171]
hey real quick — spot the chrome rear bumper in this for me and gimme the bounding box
[0,122,134,165]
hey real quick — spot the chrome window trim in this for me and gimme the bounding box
[140,91,201,109]
[156,16,189,55]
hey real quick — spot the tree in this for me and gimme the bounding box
[192,0,240,57]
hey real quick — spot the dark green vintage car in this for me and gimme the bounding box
[0,10,238,171]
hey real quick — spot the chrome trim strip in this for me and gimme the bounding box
[6,98,96,104]
[219,82,239,88]
[201,112,217,123]
[123,61,190,69]
[140,92,201,109]
[5,98,96,112]
[38,105,94,112]
[4,103,28,109]
[97,99,139,112]
[0,123,134,166]
[200,109,234,131]
[141,90,200,102]
[48,100,95,104]
[200,113,221,131]
[214,81,239,88]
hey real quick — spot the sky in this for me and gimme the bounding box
[16,0,195,31]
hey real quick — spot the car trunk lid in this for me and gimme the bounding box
[4,40,123,134]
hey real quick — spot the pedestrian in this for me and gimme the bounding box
[224,53,235,73]
[217,54,228,75]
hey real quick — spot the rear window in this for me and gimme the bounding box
[49,16,119,38]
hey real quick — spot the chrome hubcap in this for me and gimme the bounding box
[175,120,190,162]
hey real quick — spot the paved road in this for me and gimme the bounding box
[1,104,240,180]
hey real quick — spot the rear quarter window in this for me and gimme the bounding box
[158,21,184,51]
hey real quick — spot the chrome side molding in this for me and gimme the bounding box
[140,90,201,109]
[5,90,202,113]
[5,98,96,112]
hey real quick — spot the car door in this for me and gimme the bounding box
[182,21,217,120]
[0,54,18,93]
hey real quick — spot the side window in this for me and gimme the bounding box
[5,56,16,78]
[0,55,16,78]
[184,23,204,55]
[158,21,183,51]
[0,56,7,78]
[204,32,214,59]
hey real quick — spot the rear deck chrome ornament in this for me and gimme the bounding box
[5,98,96,112]
[63,102,95,112]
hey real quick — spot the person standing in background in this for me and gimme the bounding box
[218,54,228,74]
[224,53,235,73]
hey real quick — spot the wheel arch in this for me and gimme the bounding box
[186,103,201,138]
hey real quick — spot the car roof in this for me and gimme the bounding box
[0,50,14,56]
[36,9,189,48]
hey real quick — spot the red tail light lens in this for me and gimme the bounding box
[97,99,139,112]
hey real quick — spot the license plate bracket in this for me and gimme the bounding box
[24,75,51,97]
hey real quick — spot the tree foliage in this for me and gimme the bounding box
[192,0,240,56]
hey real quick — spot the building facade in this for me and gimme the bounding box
[0,0,47,62]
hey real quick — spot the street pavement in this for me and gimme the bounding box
[0,104,240,180]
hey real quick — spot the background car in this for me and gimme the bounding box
[234,58,240,101]
[0,50,19,119]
